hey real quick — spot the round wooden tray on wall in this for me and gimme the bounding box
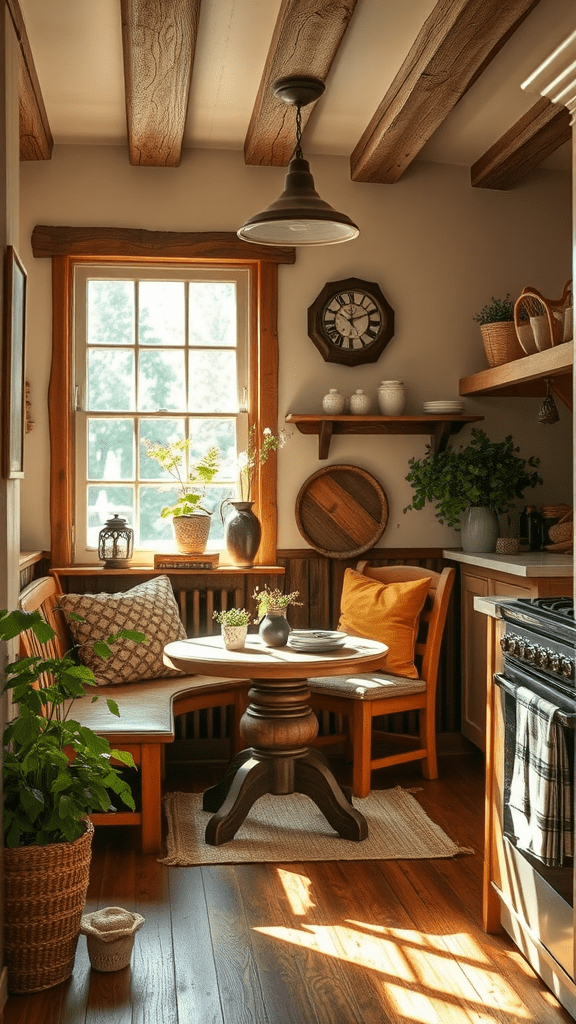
[295,464,389,559]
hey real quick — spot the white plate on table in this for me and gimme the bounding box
[287,630,348,653]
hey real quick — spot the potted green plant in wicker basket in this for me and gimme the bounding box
[1,607,143,994]
[473,294,524,367]
[403,428,542,552]
[144,438,220,555]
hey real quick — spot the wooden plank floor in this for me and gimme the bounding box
[4,748,574,1024]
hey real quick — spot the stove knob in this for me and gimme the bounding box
[550,652,561,673]
[560,657,575,680]
[534,647,550,669]
[524,644,536,663]
[502,634,519,655]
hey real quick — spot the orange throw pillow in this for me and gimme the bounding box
[338,568,430,678]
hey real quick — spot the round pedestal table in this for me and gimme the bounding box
[163,633,387,846]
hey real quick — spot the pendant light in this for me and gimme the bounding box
[238,76,359,247]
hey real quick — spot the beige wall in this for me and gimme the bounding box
[19,145,573,552]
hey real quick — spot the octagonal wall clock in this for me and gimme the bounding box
[307,277,395,366]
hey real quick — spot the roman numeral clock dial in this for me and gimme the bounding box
[307,278,395,366]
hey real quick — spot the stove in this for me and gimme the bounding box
[489,594,576,1014]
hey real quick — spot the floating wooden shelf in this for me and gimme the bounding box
[459,341,573,410]
[285,414,484,460]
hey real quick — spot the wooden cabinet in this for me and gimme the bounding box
[453,559,573,751]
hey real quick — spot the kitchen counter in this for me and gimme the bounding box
[443,549,573,578]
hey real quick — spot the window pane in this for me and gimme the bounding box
[88,349,135,411]
[139,281,185,346]
[138,350,186,411]
[139,485,180,546]
[189,282,236,347]
[138,419,185,481]
[206,486,236,542]
[87,485,134,546]
[189,350,237,412]
[87,281,134,346]
[189,418,237,480]
[88,419,134,480]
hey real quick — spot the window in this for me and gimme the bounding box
[74,264,249,560]
[41,227,293,567]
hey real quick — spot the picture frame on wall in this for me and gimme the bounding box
[2,245,27,479]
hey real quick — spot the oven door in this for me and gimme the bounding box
[494,671,576,978]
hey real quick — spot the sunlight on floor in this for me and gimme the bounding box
[261,870,534,1021]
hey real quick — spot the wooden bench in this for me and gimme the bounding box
[18,577,250,854]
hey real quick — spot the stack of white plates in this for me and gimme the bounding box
[422,400,465,415]
[287,630,348,653]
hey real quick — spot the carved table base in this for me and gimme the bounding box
[202,675,368,846]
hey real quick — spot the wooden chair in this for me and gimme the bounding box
[308,561,455,797]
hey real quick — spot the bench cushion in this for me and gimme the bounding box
[309,671,426,701]
[67,674,248,741]
[59,575,187,685]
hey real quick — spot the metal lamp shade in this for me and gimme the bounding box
[98,514,134,568]
[237,157,359,246]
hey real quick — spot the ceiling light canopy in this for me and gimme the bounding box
[238,76,359,247]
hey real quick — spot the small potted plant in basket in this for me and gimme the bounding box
[473,293,524,367]
[144,438,220,555]
[403,428,542,553]
[252,586,302,648]
[1,606,144,994]
[212,607,251,650]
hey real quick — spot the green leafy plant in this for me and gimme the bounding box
[1,608,146,847]
[252,586,302,620]
[212,607,251,627]
[144,438,220,518]
[472,294,514,325]
[403,429,542,529]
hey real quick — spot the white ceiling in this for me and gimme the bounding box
[17,0,575,170]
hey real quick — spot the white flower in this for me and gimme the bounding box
[263,427,272,435]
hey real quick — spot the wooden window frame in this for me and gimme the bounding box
[31,226,295,567]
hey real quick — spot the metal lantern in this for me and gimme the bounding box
[98,514,134,568]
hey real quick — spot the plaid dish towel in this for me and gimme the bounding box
[508,686,573,867]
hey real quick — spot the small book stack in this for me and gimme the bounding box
[153,553,220,570]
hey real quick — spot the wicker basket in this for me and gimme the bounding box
[81,906,145,972]
[514,281,572,353]
[480,321,524,367]
[172,512,211,554]
[549,511,573,545]
[4,820,94,993]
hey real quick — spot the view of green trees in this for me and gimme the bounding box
[84,277,240,548]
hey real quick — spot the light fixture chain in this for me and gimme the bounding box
[295,103,303,159]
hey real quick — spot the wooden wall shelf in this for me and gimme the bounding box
[285,414,484,460]
[459,341,573,409]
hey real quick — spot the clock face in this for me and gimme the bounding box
[322,290,384,350]
[307,278,395,366]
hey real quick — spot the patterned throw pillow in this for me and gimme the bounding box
[59,575,187,685]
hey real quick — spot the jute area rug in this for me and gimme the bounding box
[160,787,473,866]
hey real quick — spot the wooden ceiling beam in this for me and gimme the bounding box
[350,0,542,184]
[7,0,53,161]
[244,0,357,167]
[471,97,571,189]
[121,0,200,167]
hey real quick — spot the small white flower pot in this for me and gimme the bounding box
[221,624,248,650]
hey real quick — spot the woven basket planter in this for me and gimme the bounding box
[480,321,524,367]
[172,512,211,554]
[4,820,94,993]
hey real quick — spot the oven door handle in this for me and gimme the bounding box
[494,672,576,728]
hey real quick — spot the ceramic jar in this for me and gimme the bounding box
[349,389,370,415]
[322,389,346,414]
[221,624,248,651]
[259,610,290,647]
[378,380,406,416]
